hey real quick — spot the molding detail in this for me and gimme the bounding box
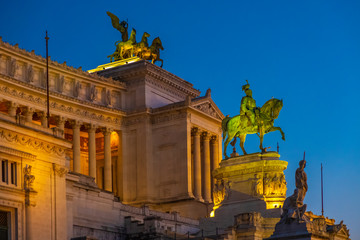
[151,112,187,124]
[53,164,68,177]
[0,146,36,159]
[0,128,66,157]
[192,102,221,120]
[0,79,123,126]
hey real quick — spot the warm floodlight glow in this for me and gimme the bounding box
[210,210,215,217]
[110,131,119,147]
[87,57,141,73]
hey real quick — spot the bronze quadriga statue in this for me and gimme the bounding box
[106,11,164,67]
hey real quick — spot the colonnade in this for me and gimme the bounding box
[191,127,219,203]
[3,100,119,193]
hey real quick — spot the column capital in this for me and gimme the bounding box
[84,123,98,132]
[191,127,201,136]
[7,101,18,109]
[26,106,35,113]
[101,127,113,135]
[55,116,66,125]
[201,131,210,141]
[211,135,218,143]
[70,120,82,129]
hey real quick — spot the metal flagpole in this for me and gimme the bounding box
[321,163,324,216]
[45,31,50,128]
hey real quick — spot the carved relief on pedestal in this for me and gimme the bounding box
[252,173,263,196]
[262,172,286,197]
[213,179,231,207]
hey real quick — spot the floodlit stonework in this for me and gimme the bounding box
[0,36,350,240]
[0,37,222,239]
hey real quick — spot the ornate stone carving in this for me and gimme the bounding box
[151,112,187,125]
[0,128,66,156]
[213,179,231,207]
[193,102,220,119]
[280,159,308,223]
[89,84,98,102]
[24,165,35,191]
[58,75,65,93]
[252,174,263,196]
[8,58,17,77]
[0,80,122,126]
[235,212,262,226]
[73,81,80,97]
[53,164,68,177]
[0,40,125,87]
[26,65,34,83]
[105,89,112,106]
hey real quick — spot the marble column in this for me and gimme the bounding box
[72,121,82,173]
[211,135,219,171]
[88,124,97,180]
[202,132,211,202]
[25,107,34,122]
[40,112,47,127]
[56,116,65,138]
[192,128,203,201]
[115,130,123,199]
[7,102,18,117]
[103,127,113,192]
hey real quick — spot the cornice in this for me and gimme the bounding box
[95,60,201,98]
[0,127,68,157]
[0,145,36,160]
[0,38,126,89]
[0,74,124,127]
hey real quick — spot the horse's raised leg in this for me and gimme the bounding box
[266,126,285,141]
[158,58,163,68]
[239,134,247,155]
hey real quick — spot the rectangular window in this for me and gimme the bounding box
[1,161,8,183]
[10,163,17,186]
[0,210,9,240]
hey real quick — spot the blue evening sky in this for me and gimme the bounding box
[1,0,359,238]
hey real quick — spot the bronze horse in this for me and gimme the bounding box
[222,98,285,158]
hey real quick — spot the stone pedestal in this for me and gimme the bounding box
[213,152,288,215]
[265,213,351,240]
[200,152,288,238]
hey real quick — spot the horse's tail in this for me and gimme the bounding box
[221,116,231,141]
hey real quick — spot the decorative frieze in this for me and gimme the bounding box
[151,112,188,125]
[0,79,123,126]
[0,39,125,87]
[0,128,66,156]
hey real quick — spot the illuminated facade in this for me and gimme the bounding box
[0,37,223,239]
[0,37,350,240]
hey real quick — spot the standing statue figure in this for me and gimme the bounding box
[295,159,308,206]
[280,159,308,223]
[240,80,258,128]
[107,11,129,42]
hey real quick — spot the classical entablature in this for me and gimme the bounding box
[0,37,227,223]
[95,60,201,99]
